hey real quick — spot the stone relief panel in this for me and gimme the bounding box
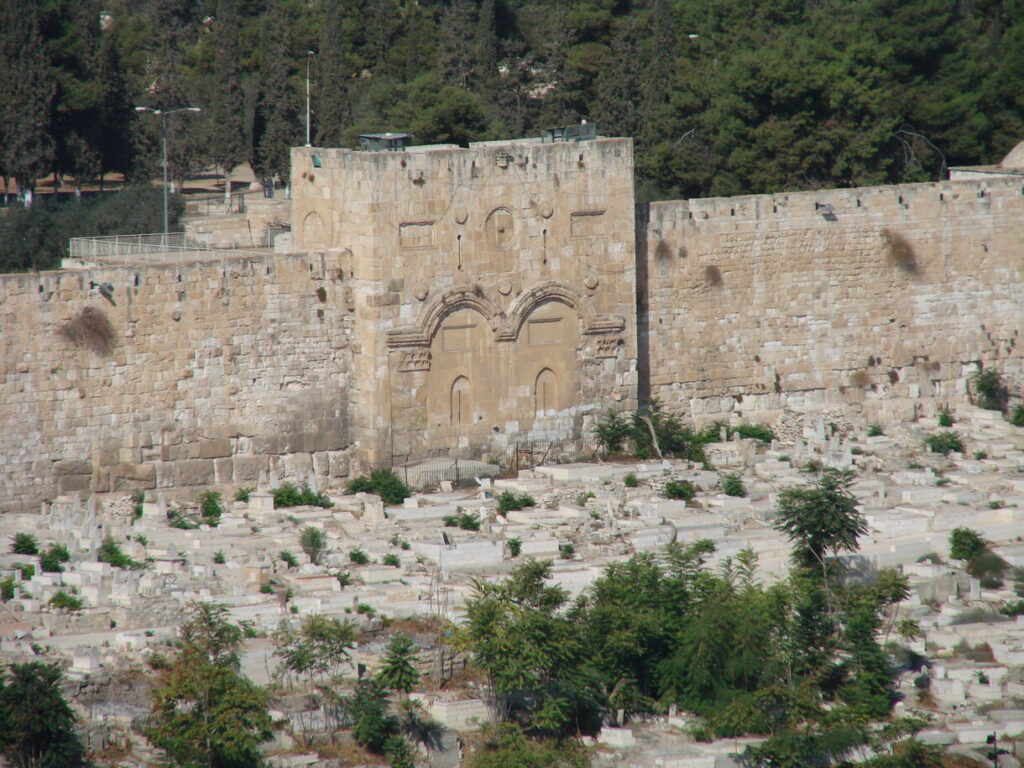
[485,207,515,249]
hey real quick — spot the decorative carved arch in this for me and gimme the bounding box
[501,280,625,342]
[386,284,508,348]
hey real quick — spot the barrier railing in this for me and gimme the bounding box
[67,233,267,265]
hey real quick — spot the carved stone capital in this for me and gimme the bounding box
[395,349,431,372]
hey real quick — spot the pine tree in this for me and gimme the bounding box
[0,0,55,205]
[439,0,477,90]
[209,0,248,202]
[596,17,644,140]
[0,662,86,767]
[315,0,350,147]
[377,633,421,696]
[96,24,135,185]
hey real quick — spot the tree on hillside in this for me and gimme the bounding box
[0,0,56,205]
[774,468,866,599]
[148,603,273,768]
[254,0,300,182]
[377,633,421,696]
[0,662,86,768]
[315,0,350,147]
[208,0,249,202]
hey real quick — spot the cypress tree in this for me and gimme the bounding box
[209,0,248,202]
[0,0,55,205]
[254,0,301,183]
[315,0,350,147]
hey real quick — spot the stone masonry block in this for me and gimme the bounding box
[214,457,234,484]
[58,475,91,493]
[175,460,215,487]
[232,456,268,484]
[199,438,232,459]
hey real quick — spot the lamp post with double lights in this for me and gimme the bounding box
[134,106,202,246]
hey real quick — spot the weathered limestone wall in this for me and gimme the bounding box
[291,137,638,465]
[0,252,353,513]
[642,177,1024,423]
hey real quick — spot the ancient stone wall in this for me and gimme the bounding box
[291,137,638,466]
[642,177,1024,423]
[0,252,353,513]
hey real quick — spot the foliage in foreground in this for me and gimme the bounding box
[0,662,86,767]
[346,469,411,505]
[924,431,964,456]
[459,465,919,765]
[147,603,273,768]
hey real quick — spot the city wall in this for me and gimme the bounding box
[0,252,354,513]
[2,137,1024,513]
[642,177,1024,422]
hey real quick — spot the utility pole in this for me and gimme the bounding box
[135,106,202,247]
[306,51,316,146]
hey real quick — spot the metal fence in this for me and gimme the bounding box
[508,436,600,471]
[67,232,268,265]
[392,456,484,490]
[69,232,187,259]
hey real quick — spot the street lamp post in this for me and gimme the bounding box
[134,106,202,247]
[306,51,316,146]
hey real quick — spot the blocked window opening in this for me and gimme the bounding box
[451,376,470,425]
[535,368,557,413]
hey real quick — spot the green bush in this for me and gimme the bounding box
[49,591,84,612]
[213,551,226,564]
[924,431,963,455]
[867,424,884,437]
[938,408,954,427]
[382,553,401,567]
[272,482,334,509]
[721,472,746,497]
[0,577,15,601]
[497,491,535,514]
[279,551,298,568]
[730,423,776,443]
[10,533,38,555]
[349,549,370,565]
[40,544,71,573]
[131,490,145,521]
[199,491,224,523]
[346,469,411,505]
[507,537,522,558]
[949,527,987,561]
[167,508,199,530]
[336,571,351,587]
[299,526,326,565]
[98,536,143,569]
[559,543,575,559]
[664,480,696,501]
[576,491,596,506]
[972,368,1007,411]
[1011,405,1024,427]
[624,473,638,488]
[444,510,481,530]
[594,409,632,454]
[260,584,273,594]
[234,486,254,502]
[0,184,180,272]
[355,603,375,616]
[14,563,34,580]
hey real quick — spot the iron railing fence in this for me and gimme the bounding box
[67,233,268,265]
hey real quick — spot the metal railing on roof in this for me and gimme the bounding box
[67,232,268,266]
